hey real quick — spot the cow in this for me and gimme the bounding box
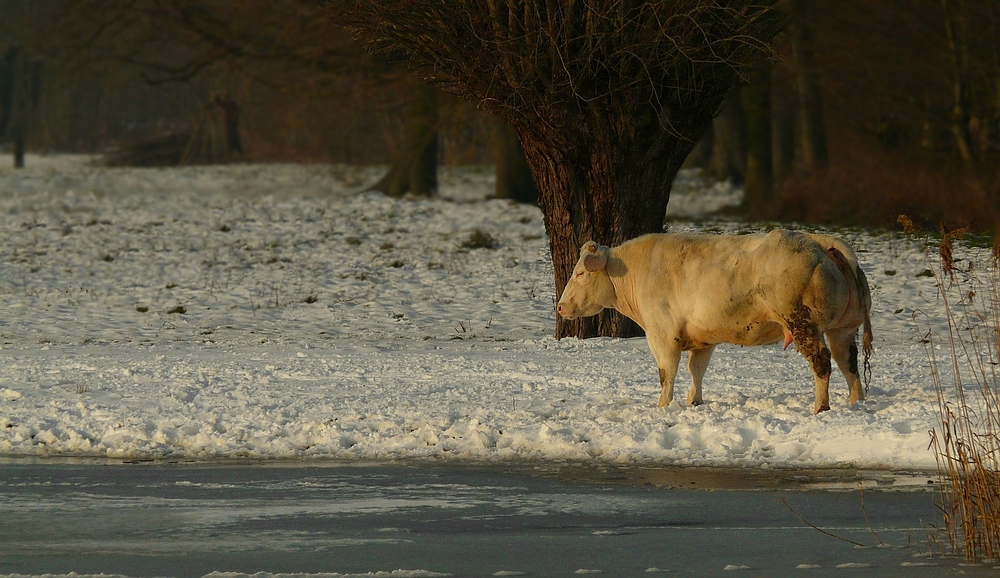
[555,230,873,414]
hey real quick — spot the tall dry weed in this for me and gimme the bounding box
[928,232,1000,562]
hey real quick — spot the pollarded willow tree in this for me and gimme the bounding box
[333,1,781,339]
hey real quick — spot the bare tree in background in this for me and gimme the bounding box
[369,82,440,197]
[707,94,748,185]
[786,0,827,169]
[28,1,532,198]
[740,65,774,216]
[17,0,402,164]
[0,45,42,168]
[335,1,780,339]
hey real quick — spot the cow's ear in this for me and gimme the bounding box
[583,245,608,272]
[579,241,598,257]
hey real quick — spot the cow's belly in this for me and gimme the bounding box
[687,320,784,348]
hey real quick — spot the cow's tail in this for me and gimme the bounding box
[827,245,874,391]
[855,264,874,390]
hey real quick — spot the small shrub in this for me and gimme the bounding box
[345,237,362,246]
[461,229,500,250]
[135,305,149,313]
[167,306,187,314]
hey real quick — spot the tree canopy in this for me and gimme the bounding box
[336,1,779,144]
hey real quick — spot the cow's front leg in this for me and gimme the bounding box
[647,334,682,407]
[687,345,715,406]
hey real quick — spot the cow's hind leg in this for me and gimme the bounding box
[687,345,715,406]
[786,305,832,413]
[828,328,864,405]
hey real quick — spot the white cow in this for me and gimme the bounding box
[556,230,873,413]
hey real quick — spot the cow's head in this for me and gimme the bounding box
[556,241,615,319]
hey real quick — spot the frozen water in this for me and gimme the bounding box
[0,461,994,577]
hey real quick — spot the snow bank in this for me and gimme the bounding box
[0,155,983,469]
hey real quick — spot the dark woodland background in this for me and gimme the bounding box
[2,0,999,231]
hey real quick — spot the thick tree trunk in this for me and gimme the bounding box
[490,119,537,204]
[741,69,774,218]
[518,121,696,339]
[370,86,439,198]
[788,0,828,168]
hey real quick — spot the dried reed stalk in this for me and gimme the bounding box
[928,234,1000,562]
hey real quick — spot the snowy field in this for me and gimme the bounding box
[0,154,985,470]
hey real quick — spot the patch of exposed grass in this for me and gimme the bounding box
[461,229,500,250]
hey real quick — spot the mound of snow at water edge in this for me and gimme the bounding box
[0,155,980,468]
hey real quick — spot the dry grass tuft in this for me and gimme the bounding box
[897,214,918,234]
[928,234,1000,562]
[461,229,500,250]
[938,226,968,284]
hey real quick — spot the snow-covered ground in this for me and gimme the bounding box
[0,154,985,470]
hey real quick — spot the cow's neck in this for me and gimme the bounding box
[606,250,646,331]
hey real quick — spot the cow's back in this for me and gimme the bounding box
[612,231,848,347]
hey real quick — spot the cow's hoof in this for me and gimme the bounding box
[814,404,831,414]
[689,400,702,407]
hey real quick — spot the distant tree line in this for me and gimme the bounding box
[688,0,1000,229]
[1,0,997,231]
[0,0,537,202]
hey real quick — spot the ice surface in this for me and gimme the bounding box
[0,155,986,470]
[0,572,452,577]
[5,461,977,577]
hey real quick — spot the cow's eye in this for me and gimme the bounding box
[575,271,585,278]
